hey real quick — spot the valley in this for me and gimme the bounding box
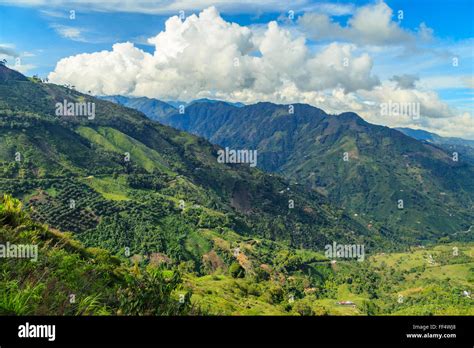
[0,65,472,316]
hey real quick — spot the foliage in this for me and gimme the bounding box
[229,262,245,278]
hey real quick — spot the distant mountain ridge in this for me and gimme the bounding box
[395,127,474,147]
[396,127,474,165]
[98,96,245,122]
[105,95,474,242]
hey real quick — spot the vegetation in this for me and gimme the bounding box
[0,194,194,315]
[127,98,474,244]
[0,65,472,316]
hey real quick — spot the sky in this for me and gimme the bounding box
[0,0,473,139]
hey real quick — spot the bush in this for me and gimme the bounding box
[254,267,270,282]
[229,262,245,278]
[117,268,191,315]
[293,301,314,316]
[0,194,25,227]
[266,285,284,304]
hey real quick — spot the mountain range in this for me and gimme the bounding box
[0,64,381,267]
[101,95,474,242]
[1,65,473,316]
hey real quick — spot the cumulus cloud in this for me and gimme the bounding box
[358,82,457,120]
[46,5,472,139]
[49,6,379,99]
[298,1,428,46]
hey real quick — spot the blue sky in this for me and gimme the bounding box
[0,0,473,138]
[1,0,472,75]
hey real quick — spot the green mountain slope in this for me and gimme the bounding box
[0,65,384,275]
[3,193,471,316]
[0,194,194,315]
[1,66,472,316]
[119,97,474,242]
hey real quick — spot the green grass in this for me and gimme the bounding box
[81,176,130,201]
[185,274,288,315]
[77,126,171,173]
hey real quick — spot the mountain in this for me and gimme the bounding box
[0,65,383,272]
[1,65,473,316]
[118,97,474,242]
[99,95,177,121]
[188,98,245,108]
[0,64,28,82]
[396,127,474,165]
[166,98,245,108]
[395,127,474,147]
[98,96,245,123]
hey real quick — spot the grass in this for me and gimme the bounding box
[185,274,288,315]
[77,126,171,173]
[81,175,130,201]
[419,263,473,285]
[181,242,474,315]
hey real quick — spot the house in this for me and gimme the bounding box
[336,301,355,306]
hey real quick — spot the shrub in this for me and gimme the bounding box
[117,268,191,315]
[0,194,25,227]
[229,262,245,278]
[293,301,314,316]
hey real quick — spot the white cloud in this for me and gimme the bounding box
[390,74,419,89]
[0,44,19,58]
[418,75,474,90]
[298,1,427,46]
[49,6,379,99]
[10,63,36,74]
[358,82,457,120]
[46,5,473,139]
[40,9,69,18]
[51,24,86,41]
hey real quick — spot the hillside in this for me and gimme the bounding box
[114,96,474,242]
[0,194,193,315]
[1,65,472,316]
[0,65,382,281]
[4,193,471,316]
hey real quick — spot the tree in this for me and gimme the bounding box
[293,301,314,316]
[362,300,380,315]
